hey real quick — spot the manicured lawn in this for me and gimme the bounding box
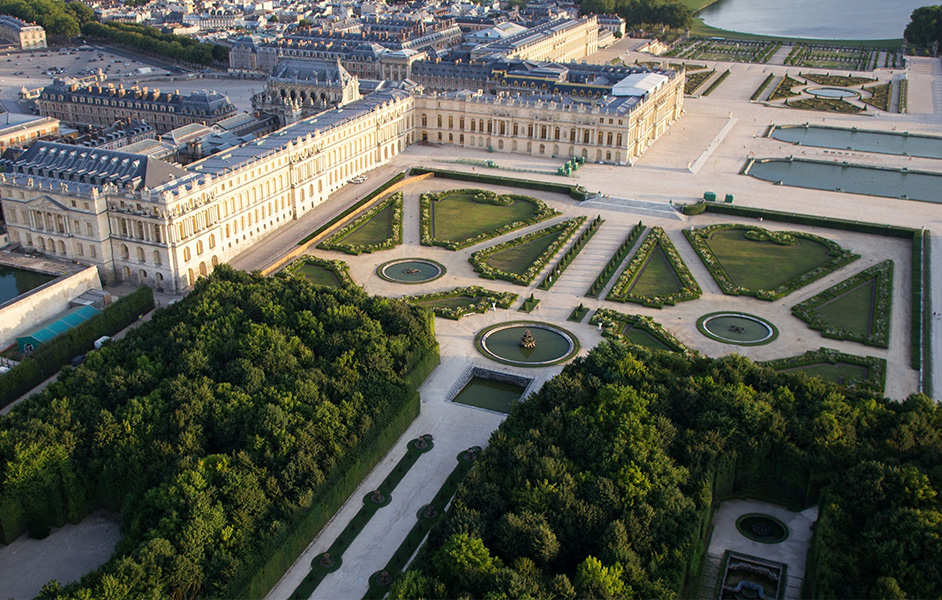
[622,326,672,351]
[482,230,563,275]
[779,362,870,386]
[296,264,343,287]
[703,229,834,291]
[337,204,393,246]
[414,295,485,311]
[431,193,538,243]
[813,279,875,336]
[628,247,683,297]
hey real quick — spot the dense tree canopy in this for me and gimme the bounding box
[0,0,94,37]
[904,5,942,48]
[0,266,437,598]
[394,342,942,599]
[579,0,693,29]
[81,22,228,65]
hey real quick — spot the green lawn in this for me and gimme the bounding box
[482,230,563,275]
[687,19,902,48]
[622,326,672,351]
[432,193,538,243]
[779,362,870,386]
[296,264,343,287]
[337,204,393,246]
[628,246,683,297]
[414,295,485,311]
[704,229,834,291]
[813,279,876,337]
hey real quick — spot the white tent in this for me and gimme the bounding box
[611,72,669,97]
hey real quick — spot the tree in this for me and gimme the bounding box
[904,5,942,48]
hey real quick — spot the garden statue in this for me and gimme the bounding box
[520,329,537,349]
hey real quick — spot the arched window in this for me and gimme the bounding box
[421,114,427,127]
[136,247,145,262]
[448,116,453,128]
[196,240,204,255]
[121,244,129,259]
[153,250,162,265]
[209,234,216,249]
[437,115,442,127]
[57,240,66,254]
[616,133,623,146]
[183,246,191,261]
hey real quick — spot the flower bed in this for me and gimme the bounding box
[280,255,355,287]
[801,72,876,87]
[403,286,518,320]
[791,260,892,347]
[420,188,558,250]
[317,193,403,254]
[590,308,692,355]
[786,97,865,114]
[607,227,701,308]
[586,221,645,298]
[768,75,803,101]
[762,347,886,392]
[683,224,860,301]
[537,215,604,290]
[862,83,891,111]
[469,217,584,286]
[684,69,715,95]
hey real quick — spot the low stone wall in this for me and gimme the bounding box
[0,265,101,350]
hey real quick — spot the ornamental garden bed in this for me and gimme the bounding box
[420,188,558,250]
[317,192,403,254]
[469,217,584,286]
[591,308,691,354]
[684,224,859,301]
[537,215,603,290]
[607,227,701,308]
[403,286,518,320]
[768,75,803,101]
[786,97,865,113]
[586,221,645,298]
[762,347,886,392]
[685,69,715,95]
[792,260,892,347]
[801,72,876,87]
[861,83,891,111]
[280,256,355,288]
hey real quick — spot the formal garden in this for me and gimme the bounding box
[606,227,701,307]
[403,286,518,320]
[761,73,899,113]
[469,218,585,285]
[591,307,691,354]
[762,347,886,391]
[684,224,859,300]
[281,256,355,288]
[420,189,558,250]
[318,193,403,254]
[666,37,779,64]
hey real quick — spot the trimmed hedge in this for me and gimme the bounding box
[702,69,731,96]
[751,74,775,101]
[420,189,559,251]
[278,255,356,287]
[761,347,886,393]
[607,227,702,308]
[586,221,645,298]
[0,286,155,409]
[791,260,892,348]
[682,200,706,215]
[537,215,604,290]
[298,172,406,245]
[590,308,692,355]
[409,167,588,201]
[699,202,925,371]
[403,286,518,320]
[469,217,585,285]
[317,193,403,255]
[684,224,860,301]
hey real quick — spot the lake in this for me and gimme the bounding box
[697,0,923,40]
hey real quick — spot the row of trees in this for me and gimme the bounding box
[579,0,693,30]
[904,5,942,49]
[0,0,93,38]
[394,342,942,598]
[0,266,438,598]
[81,22,228,65]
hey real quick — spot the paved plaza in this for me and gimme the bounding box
[254,54,942,600]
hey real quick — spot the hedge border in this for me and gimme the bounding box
[409,166,588,201]
[298,172,406,246]
[279,256,356,288]
[317,193,403,255]
[590,308,692,355]
[0,286,155,409]
[586,221,646,298]
[420,188,560,251]
[761,346,886,392]
[376,258,447,285]
[469,217,585,286]
[791,260,892,348]
[683,223,860,301]
[695,311,780,346]
[473,321,580,368]
[607,227,702,308]
[751,73,775,101]
[403,286,518,320]
[696,202,925,373]
[537,215,604,290]
[702,69,731,96]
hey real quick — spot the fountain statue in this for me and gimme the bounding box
[520,329,537,349]
[403,268,421,275]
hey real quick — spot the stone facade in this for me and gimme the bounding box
[252,59,361,125]
[0,15,45,50]
[470,16,598,62]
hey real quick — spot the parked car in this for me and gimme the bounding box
[93,336,113,350]
[70,354,87,367]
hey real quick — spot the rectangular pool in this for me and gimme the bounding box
[0,266,56,305]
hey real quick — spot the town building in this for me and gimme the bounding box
[251,59,360,125]
[36,82,237,134]
[0,15,46,50]
[0,116,59,153]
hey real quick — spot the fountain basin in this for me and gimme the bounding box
[697,312,778,345]
[476,322,578,367]
[377,258,445,284]
[807,87,858,98]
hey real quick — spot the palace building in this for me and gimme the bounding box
[0,15,45,50]
[1,67,682,294]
